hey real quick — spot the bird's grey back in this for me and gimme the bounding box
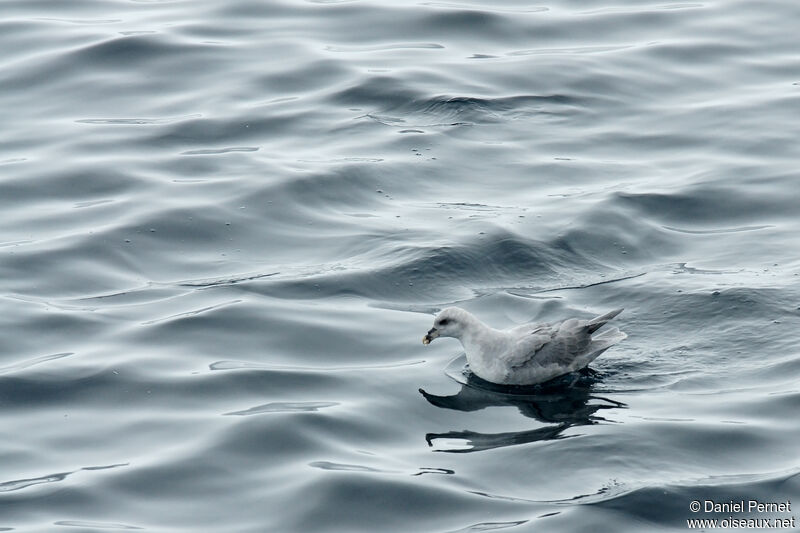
[511,311,624,370]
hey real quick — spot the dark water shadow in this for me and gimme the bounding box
[420,356,626,453]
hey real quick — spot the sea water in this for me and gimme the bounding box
[1,1,799,531]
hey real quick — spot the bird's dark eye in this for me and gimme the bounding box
[439,318,450,326]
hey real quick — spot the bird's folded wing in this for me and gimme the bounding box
[509,323,592,369]
[506,331,553,368]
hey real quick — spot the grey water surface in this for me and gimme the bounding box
[2,0,799,532]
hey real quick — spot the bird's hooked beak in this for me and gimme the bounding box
[422,327,439,345]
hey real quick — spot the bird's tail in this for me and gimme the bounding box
[586,308,623,334]
[586,327,627,360]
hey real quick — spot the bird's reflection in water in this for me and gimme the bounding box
[421,356,626,453]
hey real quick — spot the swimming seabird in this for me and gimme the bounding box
[423,307,626,385]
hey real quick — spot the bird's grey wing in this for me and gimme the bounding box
[508,319,592,369]
[503,324,555,367]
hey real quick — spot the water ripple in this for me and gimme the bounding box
[0,352,73,375]
[0,463,127,493]
[54,521,143,530]
[224,401,339,416]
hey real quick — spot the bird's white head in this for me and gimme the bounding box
[422,307,472,345]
